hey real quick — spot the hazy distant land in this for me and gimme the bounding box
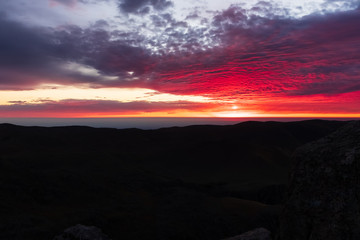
[1,117,359,129]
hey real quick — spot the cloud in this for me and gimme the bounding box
[117,0,173,14]
[323,0,360,11]
[0,16,153,89]
[246,91,360,115]
[51,0,77,7]
[0,15,62,89]
[50,0,110,8]
[0,99,217,117]
[0,1,359,117]
[0,17,53,69]
[144,5,360,100]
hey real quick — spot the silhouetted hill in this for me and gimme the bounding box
[0,120,348,239]
[279,121,360,240]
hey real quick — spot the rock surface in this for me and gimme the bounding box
[223,228,272,240]
[278,121,360,240]
[53,224,111,240]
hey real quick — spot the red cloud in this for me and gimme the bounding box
[144,8,360,102]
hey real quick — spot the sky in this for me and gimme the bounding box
[0,0,359,118]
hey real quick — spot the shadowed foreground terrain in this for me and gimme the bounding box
[279,121,360,240]
[0,120,348,239]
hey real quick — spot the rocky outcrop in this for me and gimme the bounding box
[223,228,272,240]
[53,224,111,240]
[278,121,360,240]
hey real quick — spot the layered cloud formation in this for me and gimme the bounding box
[0,0,359,117]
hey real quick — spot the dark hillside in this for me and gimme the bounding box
[0,120,347,239]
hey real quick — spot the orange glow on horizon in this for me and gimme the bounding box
[1,109,360,118]
[0,86,359,119]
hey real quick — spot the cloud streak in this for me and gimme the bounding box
[117,0,173,14]
[0,99,219,117]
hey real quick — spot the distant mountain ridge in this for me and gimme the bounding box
[0,120,349,191]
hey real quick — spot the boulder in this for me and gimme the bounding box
[278,121,360,240]
[223,228,272,240]
[53,224,111,240]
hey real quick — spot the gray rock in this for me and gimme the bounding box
[53,224,111,240]
[222,228,272,240]
[278,121,360,240]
